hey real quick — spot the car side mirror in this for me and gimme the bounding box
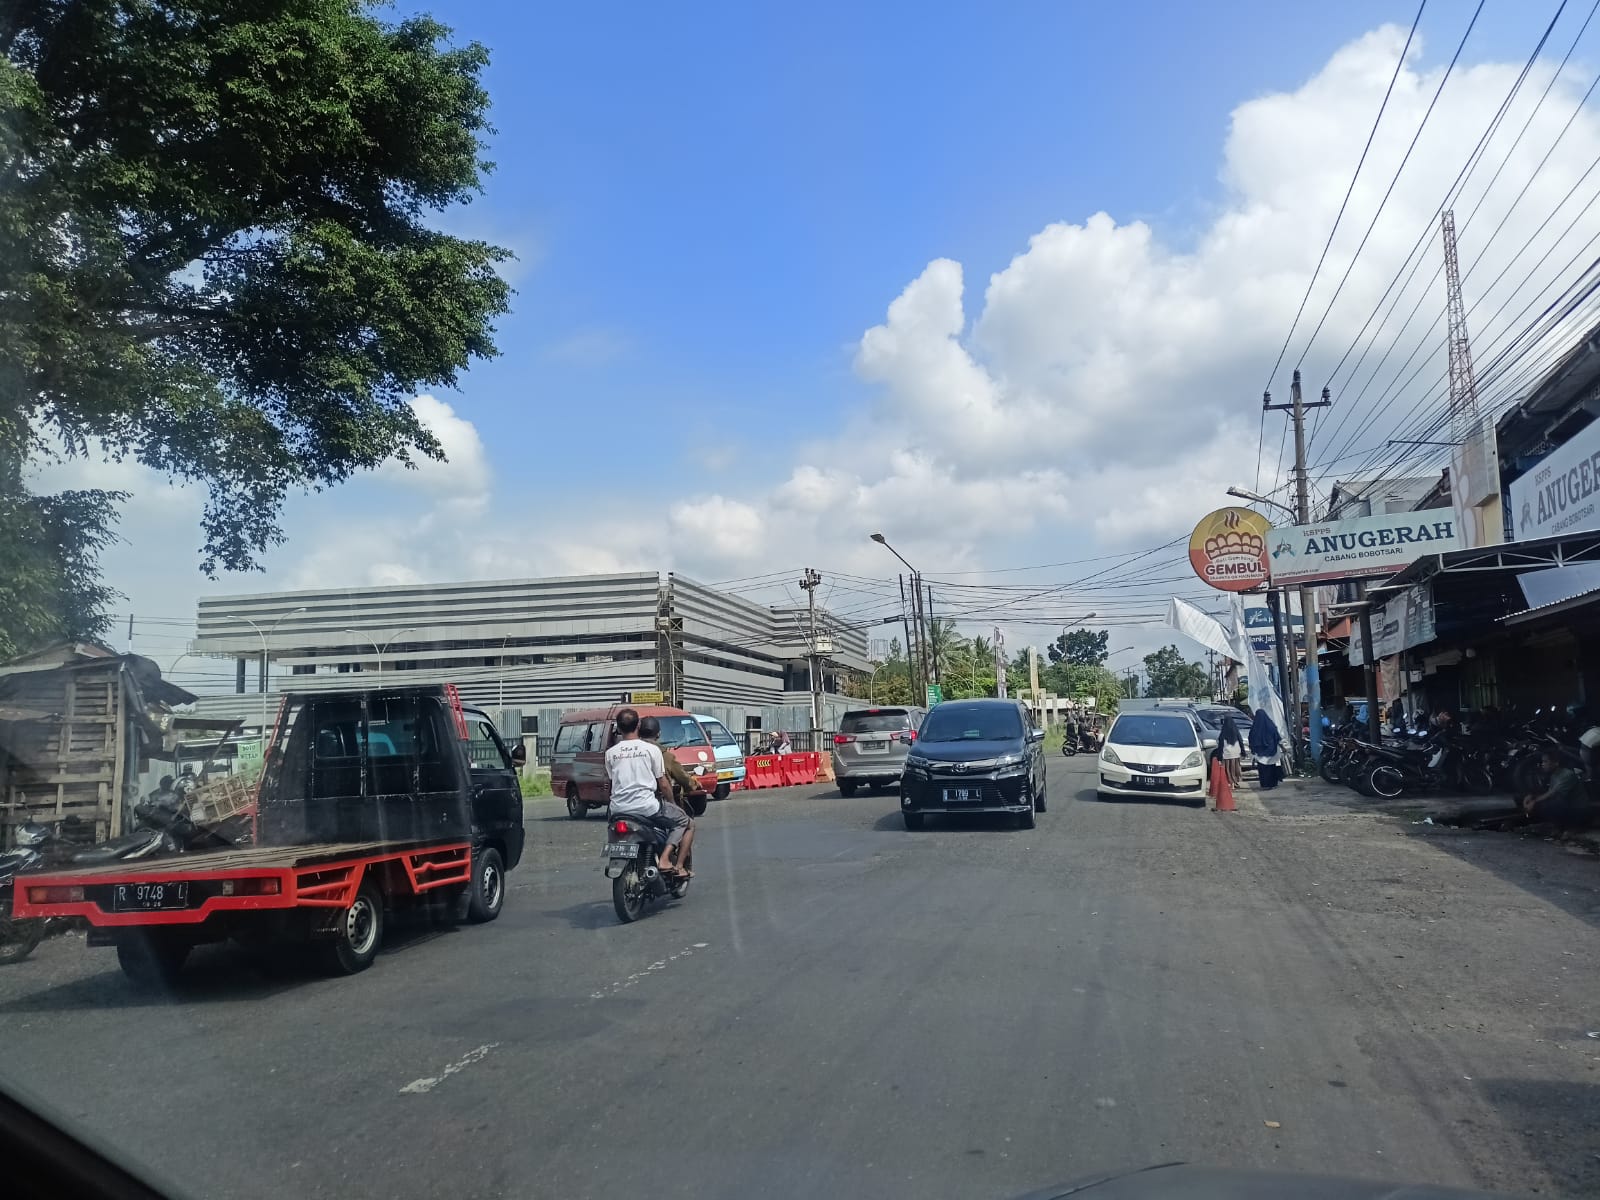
[1029,728,1045,743]
[1203,737,1218,750]
[510,739,527,767]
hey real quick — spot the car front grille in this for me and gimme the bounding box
[905,773,1026,805]
[1122,761,1179,774]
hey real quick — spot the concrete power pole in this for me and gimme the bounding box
[800,568,823,750]
[898,574,920,702]
[994,627,1007,699]
[1265,370,1330,763]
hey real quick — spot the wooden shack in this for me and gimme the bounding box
[0,643,195,847]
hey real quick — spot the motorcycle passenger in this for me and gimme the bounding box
[1063,715,1080,750]
[639,715,696,878]
[604,708,690,876]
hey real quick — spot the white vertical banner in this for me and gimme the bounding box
[1231,594,1289,748]
[994,626,1007,699]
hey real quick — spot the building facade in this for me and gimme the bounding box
[186,572,874,741]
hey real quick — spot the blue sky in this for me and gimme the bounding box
[62,1,1600,670]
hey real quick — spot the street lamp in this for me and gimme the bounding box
[342,627,420,677]
[230,607,308,736]
[869,532,928,698]
[1226,486,1298,520]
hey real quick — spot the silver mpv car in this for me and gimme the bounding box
[832,706,926,795]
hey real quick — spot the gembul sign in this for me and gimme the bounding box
[1268,510,1461,587]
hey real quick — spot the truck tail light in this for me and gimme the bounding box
[833,734,854,745]
[28,885,84,904]
[221,878,281,897]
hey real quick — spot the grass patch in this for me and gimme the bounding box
[519,769,553,798]
[1043,724,1066,755]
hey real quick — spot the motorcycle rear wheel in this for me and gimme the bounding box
[0,919,43,965]
[1320,754,1344,784]
[613,863,647,923]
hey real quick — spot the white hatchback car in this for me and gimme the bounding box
[1097,711,1209,805]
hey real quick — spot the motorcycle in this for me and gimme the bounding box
[603,812,693,923]
[1361,731,1494,799]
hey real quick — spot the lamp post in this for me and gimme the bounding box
[1226,485,1298,519]
[870,533,929,701]
[231,607,308,736]
[342,627,420,676]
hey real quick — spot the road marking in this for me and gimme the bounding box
[590,942,709,999]
[399,1043,500,1095]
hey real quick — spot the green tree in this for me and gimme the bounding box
[1,2,513,652]
[0,471,124,658]
[1141,645,1210,698]
[1047,628,1109,666]
[1041,661,1124,715]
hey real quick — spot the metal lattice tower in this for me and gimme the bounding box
[1441,209,1479,440]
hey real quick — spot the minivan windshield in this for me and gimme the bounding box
[1110,714,1200,748]
[919,705,1022,743]
[652,715,710,748]
[700,719,736,747]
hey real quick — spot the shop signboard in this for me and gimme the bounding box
[1243,604,1302,655]
[1188,507,1272,592]
[1350,583,1436,666]
[1268,511,1460,586]
[1508,418,1600,540]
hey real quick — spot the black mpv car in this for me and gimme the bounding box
[898,699,1047,830]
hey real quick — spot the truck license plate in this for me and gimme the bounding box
[943,787,982,803]
[112,881,190,911]
[604,842,640,859]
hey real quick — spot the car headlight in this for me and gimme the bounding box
[994,753,1025,769]
[1101,746,1122,766]
[1180,751,1204,769]
[905,756,930,775]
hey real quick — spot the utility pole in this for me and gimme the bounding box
[898,575,920,702]
[799,568,823,751]
[924,582,942,690]
[993,627,1007,699]
[1264,369,1330,763]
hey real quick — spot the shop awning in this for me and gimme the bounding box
[1368,527,1600,594]
[1501,584,1600,626]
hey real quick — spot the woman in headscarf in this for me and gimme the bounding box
[1247,708,1283,789]
[1217,711,1245,787]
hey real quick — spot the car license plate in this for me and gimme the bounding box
[112,881,189,911]
[1133,775,1163,787]
[604,842,640,859]
[717,769,735,780]
[943,787,982,803]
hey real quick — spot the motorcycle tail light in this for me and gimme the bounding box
[612,821,630,835]
[28,885,84,904]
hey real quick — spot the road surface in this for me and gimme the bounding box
[2,756,1597,1198]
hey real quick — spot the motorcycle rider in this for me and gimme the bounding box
[604,708,691,877]
[639,715,697,878]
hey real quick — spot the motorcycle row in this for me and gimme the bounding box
[1316,706,1600,802]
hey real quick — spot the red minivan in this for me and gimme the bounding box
[549,705,716,820]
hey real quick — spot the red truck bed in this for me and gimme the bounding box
[13,839,472,927]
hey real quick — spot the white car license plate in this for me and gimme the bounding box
[1133,775,1162,787]
[943,787,982,803]
[603,842,640,859]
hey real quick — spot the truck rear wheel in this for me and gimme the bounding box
[116,932,190,989]
[317,882,383,975]
[465,847,505,924]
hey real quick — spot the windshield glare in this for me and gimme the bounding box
[652,715,709,748]
[918,706,1022,742]
[700,720,735,746]
[1110,715,1200,748]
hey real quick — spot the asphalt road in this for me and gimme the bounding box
[2,756,1598,1199]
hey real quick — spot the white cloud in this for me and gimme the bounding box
[543,327,630,366]
[377,394,491,511]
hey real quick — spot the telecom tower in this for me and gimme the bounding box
[1441,209,1479,440]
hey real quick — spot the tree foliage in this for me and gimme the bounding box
[1141,644,1211,699]
[1047,627,1109,666]
[1,1,513,607]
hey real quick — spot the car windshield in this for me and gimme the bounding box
[842,711,911,733]
[1110,715,1200,748]
[699,719,736,747]
[652,715,709,748]
[918,705,1022,742]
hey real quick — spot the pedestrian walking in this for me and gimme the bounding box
[1217,712,1244,788]
[1248,708,1282,790]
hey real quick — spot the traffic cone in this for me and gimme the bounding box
[1211,759,1235,812]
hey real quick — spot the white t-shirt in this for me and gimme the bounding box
[605,738,665,817]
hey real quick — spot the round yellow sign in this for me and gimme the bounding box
[1188,507,1271,592]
